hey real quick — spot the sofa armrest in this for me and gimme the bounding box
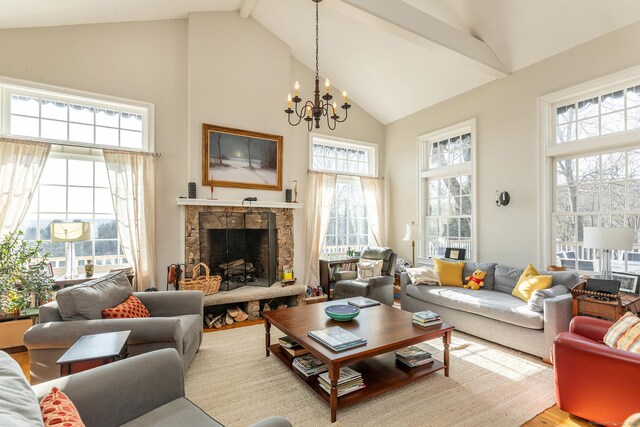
[39,301,63,323]
[135,290,203,319]
[24,317,182,350]
[570,316,612,342]
[32,348,184,427]
[542,293,573,359]
[368,276,394,289]
[400,272,410,294]
[333,271,357,281]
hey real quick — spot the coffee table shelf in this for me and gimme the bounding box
[269,343,445,407]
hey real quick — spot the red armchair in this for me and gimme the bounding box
[552,316,640,426]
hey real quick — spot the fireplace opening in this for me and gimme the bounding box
[200,212,277,291]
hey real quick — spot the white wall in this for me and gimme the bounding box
[385,20,640,268]
[0,13,384,288]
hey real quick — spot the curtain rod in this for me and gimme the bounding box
[307,169,384,180]
[1,137,161,157]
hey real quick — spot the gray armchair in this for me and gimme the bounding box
[24,272,204,384]
[1,349,291,427]
[333,247,397,305]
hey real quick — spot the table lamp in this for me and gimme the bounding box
[403,222,418,267]
[51,222,91,278]
[583,227,634,279]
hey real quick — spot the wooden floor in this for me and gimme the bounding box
[8,318,594,427]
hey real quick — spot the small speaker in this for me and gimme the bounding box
[188,182,197,199]
[285,189,292,203]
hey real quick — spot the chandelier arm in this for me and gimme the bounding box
[287,113,304,127]
[325,112,337,130]
[335,107,349,123]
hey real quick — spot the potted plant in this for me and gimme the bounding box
[0,231,54,316]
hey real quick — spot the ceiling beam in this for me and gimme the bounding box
[331,0,509,78]
[239,0,258,19]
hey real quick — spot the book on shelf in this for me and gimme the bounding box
[292,354,328,377]
[278,336,298,349]
[347,297,381,308]
[318,367,365,397]
[413,310,441,321]
[395,345,434,368]
[308,326,367,352]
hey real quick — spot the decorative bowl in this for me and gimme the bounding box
[325,304,360,321]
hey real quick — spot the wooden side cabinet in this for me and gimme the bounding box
[571,284,640,322]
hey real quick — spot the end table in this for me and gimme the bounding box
[56,330,131,376]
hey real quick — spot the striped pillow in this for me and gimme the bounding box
[603,312,640,353]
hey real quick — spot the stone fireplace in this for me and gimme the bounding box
[184,205,294,288]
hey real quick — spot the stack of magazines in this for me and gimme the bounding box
[412,310,443,327]
[292,353,328,377]
[347,297,380,308]
[395,346,434,368]
[278,336,310,358]
[318,367,365,396]
[308,326,367,352]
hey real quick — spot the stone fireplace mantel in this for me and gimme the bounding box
[176,198,303,209]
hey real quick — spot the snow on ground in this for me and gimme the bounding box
[211,158,277,185]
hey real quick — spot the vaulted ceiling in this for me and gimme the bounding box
[2,0,640,123]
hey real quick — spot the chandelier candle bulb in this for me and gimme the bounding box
[325,78,330,93]
[343,91,347,104]
[294,81,300,97]
[287,94,292,109]
[307,105,312,117]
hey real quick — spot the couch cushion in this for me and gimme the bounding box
[512,264,552,302]
[528,285,568,312]
[121,397,222,427]
[604,312,640,353]
[405,285,544,329]
[361,247,394,275]
[494,265,525,294]
[540,270,581,289]
[102,295,151,319]
[463,262,497,290]
[0,351,45,427]
[333,280,368,299]
[176,314,202,355]
[56,272,133,321]
[434,259,464,287]
[40,387,85,427]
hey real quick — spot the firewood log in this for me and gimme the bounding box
[227,307,240,317]
[262,303,271,312]
[234,307,249,322]
[225,313,234,324]
[213,319,223,329]
[277,304,288,310]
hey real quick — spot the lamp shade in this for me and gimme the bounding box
[50,222,91,242]
[583,227,634,250]
[403,224,413,241]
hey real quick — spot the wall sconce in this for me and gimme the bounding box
[496,190,510,207]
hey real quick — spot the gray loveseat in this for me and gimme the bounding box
[401,262,579,359]
[0,348,290,427]
[24,272,204,384]
[333,247,397,305]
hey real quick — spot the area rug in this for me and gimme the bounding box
[185,325,555,427]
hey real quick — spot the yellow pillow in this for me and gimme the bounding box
[433,258,464,287]
[512,264,552,302]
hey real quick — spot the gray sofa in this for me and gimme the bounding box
[0,348,290,427]
[333,247,397,305]
[401,262,579,359]
[24,272,204,384]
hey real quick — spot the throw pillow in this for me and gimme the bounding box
[357,259,382,281]
[604,312,640,353]
[433,258,464,287]
[405,267,440,285]
[40,387,86,427]
[527,285,568,312]
[512,264,552,302]
[101,295,150,319]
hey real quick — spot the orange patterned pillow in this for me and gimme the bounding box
[101,295,150,319]
[40,387,85,427]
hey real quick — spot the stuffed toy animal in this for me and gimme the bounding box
[464,269,487,290]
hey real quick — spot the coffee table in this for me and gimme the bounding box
[263,302,453,422]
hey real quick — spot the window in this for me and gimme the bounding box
[21,154,128,273]
[1,78,152,151]
[541,66,640,273]
[0,77,152,273]
[419,120,475,260]
[310,135,377,254]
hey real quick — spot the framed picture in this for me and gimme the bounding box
[29,262,54,278]
[611,271,640,294]
[445,247,466,261]
[202,124,283,191]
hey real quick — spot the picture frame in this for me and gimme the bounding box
[202,123,283,191]
[611,271,640,294]
[445,247,466,261]
[29,262,54,278]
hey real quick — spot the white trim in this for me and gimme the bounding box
[309,132,378,177]
[417,118,477,261]
[176,198,304,209]
[0,75,154,152]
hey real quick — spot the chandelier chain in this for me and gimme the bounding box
[315,0,319,79]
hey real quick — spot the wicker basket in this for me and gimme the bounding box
[179,262,221,295]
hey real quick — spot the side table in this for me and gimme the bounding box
[56,330,131,376]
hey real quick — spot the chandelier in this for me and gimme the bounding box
[285,0,351,131]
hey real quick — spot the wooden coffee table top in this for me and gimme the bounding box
[263,301,453,364]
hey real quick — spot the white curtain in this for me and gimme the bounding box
[303,172,337,288]
[360,176,386,247]
[103,149,157,291]
[0,138,50,237]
